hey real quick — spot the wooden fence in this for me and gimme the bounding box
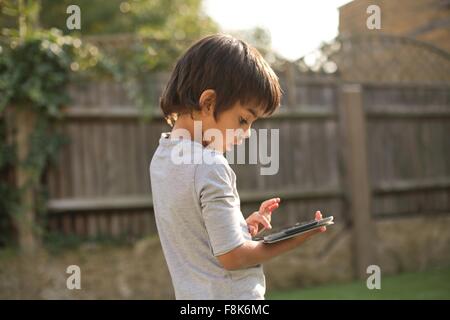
[33,65,449,276]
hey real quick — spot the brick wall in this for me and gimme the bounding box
[339,0,450,52]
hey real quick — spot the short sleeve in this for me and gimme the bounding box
[195,161,246,256]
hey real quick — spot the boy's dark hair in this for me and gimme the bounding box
[160,34,282,126]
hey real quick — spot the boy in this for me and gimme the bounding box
[149,34,327,300]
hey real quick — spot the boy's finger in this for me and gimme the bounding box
[248,225,257,235]
[261,204,278,216]
[260,200,280,215]
[256,214,272,229]
[260,198,280,212]
[315,211,322,221]
[267,203,279,213]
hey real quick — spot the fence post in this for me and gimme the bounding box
[285,62,297,108]
[338,84,377,279]
[11,107,38,253]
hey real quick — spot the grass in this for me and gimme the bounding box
[267,267,450,300]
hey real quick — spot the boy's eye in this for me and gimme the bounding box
[239,117,248,125]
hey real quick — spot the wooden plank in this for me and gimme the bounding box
[82,121,94,197]
[280,120,292,188]
[374,178,450,194]
[68,122,83,197]
[444,121,450,209]
[315,121,330,187]
[131,211,141,237]
[58,124,72,198]
[137,121,148,194]
[287,120,299,189]
[127,122,138,195]
[308,121,321,188]
[367,121,381,215]
[92,120,105,196]
[367,109,450,119]
[104,121,120,196]
[134,212,144,236]
[260,119,276,189]
[46,155,59,198]
[118,122,129,195]
[63,107,156,119]
[384,121,396,213]
[48,195,154,212]
[134,123,144,195]
[61,106,337,120]
[363,82,450,90]
[300,122,313,189]
[110,212,121,237]
[74,214,86,236]
[121,212,130,239]
[62,213,72,235]
[98,212,109,237]
[324,120,340,187]
[87,213,97,238]
[285,63,297,107]
[284,120,299,189]
[141,211,153,235]
[292,122,305,187]
[46,187,344,213]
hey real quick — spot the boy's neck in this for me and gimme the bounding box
[171,114,209,147]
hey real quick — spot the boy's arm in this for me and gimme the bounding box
[217,227,324,271]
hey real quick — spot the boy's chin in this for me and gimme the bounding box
[224,144,234,152]
[211,142,235,153]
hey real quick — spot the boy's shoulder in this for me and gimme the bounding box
[194,151,229,176]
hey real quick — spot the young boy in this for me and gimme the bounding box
[149,34,327,300]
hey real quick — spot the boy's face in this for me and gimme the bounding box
[199,91,261,153]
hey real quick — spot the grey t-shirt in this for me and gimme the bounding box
[149,132,265,300]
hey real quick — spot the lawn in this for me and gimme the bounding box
[267,267,450,300]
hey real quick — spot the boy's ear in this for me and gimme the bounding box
[199,89,216,116]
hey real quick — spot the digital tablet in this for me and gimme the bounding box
[252,216,334,243]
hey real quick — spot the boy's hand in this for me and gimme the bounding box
[313,210,327,233]
[246,197,280,236]
[298,210,327,240]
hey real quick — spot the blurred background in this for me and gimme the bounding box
[0,0,449,299]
